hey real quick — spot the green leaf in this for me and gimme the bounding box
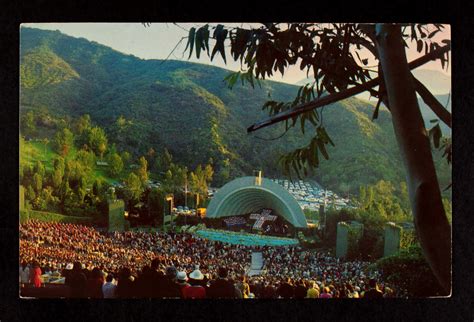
[317,138,329,160]
[202,25,210,54]
[308,137,319,167]
[416,24,427,38]
[186,27,196,59]
[300,114,306,134]
[195,28,203,59]
[211,25,228,64]
[428,29,440,39]
[416,39,423,53]
[224,72,240,89]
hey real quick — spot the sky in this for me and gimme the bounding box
[22,22,451,85]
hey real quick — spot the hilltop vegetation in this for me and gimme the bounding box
[20,27,451,199]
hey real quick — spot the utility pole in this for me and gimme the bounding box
[323,189,328,238]
[184,177,188,226]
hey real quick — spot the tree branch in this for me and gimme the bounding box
[412,75,452,128]
[247,43,451,133]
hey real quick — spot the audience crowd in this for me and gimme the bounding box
[19,220,402,298]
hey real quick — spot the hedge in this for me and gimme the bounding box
[19,210,94,224]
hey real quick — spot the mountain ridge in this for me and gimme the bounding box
[19,27,451,195]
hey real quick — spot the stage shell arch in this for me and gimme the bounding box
[206,176,308,228]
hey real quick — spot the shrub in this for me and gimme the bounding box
[373,244,447,297]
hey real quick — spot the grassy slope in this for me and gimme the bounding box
[20,139,120,186]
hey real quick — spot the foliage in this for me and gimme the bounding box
[323,208,357,246]
[373,244,446,297]
[86,126,108,159]
[189,164,214,207]
[19,209,93,224]
[74,114,91,135]
[20,45,79,89]
[184,23,450,177]
[124,172,143,203]
[400,228,417,250]
[19,27,451,197]
[53,127,74,156]
[136,156,148,187]
[303,208,319,221]
[21,111,36,137]
[107,152,124,177]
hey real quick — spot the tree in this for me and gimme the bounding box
[108,153,124,177]
[21,111,36,137]
[52,157,65,189]
[87,126,108,159]
[41,186,59,211]
[92,179,103,197]
[26,184,36,202]
[161,163,188,196]
[121,151,131,167]
[33,172,43,194]
[146,147,156,166]
[137,156,148,187]
[189,164,214,207]
[34,161,45,178]
[53,127,74,156]
[182,22,451,292]
[155,148,173,175]
[75,114,91,135]
[125,172,144,205]
[75,149,96,171]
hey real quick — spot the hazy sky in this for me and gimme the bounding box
[22,22,451,85]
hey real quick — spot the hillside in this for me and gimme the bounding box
[19,27,451,195]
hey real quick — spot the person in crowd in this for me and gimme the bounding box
[383,286,394,298]
[135,265,154,298]
[363,278,384,299]
[160,266,181,298]
[176,271,191,297]
[31,260,42,288]
[320,286,333,298]
[293,279,307,299]
[207,267,236,299]
[182,265,206,299]
[277,277,294,299]
[19,261,30,286]
[353,286,361,298]
[87,267,104,298]
[306,281,320,298]
[262,281,276,299]
[66,261,87,298]
[102,273,117,299]
[116,267,135,298]
[19,220,400,299]
[235,274,250,299]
